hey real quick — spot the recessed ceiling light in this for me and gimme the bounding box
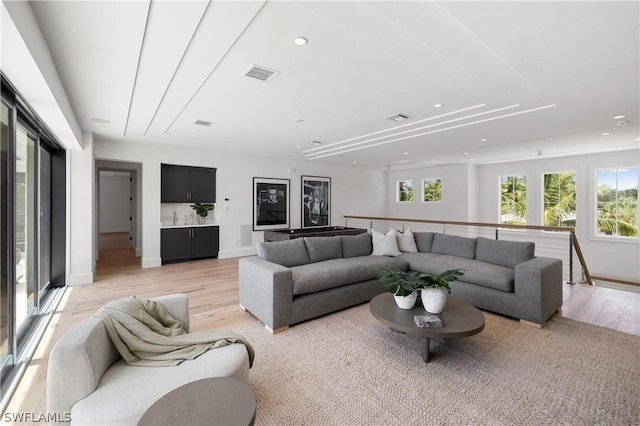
[296,145,301,149]
[386,113,409,122]
[601,132,611,136]
[613,115,625,120]
[352,160,357,163]
[470,158,475,161]
[91,118,110,124]
[463,152,469,155]
[403,152,409,155]
[480,138,487,142]
[293,36,308,46]
[191,129,199,133]
[434,103,444,108]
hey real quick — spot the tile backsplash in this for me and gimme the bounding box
[161,203,217,225]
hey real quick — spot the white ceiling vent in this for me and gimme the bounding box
[386,113,409,122]
[193,120,213,127]
[244,64,279,82]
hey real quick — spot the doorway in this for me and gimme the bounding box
[95,160,142,273]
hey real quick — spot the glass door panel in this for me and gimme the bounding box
[1,102,10,372]
[39,147,51,295]
[15,124,36,332]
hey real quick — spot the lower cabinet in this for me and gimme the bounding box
[161,226,219,264]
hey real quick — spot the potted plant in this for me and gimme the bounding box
[376,268,464,312]
[417,269,464,313]
[190,203,215,224]
[376,269,423,309]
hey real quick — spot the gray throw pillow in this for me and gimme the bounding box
[341,233,373,258]
[257,238,310,267]
[304,236,343,263]
[413,232,434,253]
[431,233,477,259]
[476,237,535,268]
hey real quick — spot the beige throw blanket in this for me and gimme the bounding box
[94,295,255,367]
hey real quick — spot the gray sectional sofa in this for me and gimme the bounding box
[238,231,563,333]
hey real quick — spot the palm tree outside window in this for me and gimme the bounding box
[596,167,638,237]
[543,172,576,227]
[500,175,527,225]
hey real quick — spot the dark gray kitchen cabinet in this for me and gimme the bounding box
[161,226,219,264]
[161,164,216,203]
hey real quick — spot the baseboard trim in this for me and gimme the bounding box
[219,247,257,259]
[142,257,162,269]
[68,272,93,286]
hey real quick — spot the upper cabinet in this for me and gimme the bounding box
[161,164,216,203]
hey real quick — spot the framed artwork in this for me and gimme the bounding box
[253,177,290,231]
[301,176,331,228]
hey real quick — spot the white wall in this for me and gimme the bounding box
[99,172,131,233]
[387,164,472,221]
[93,139,388,267]
[68,132,95,285]
[476,149,640,282]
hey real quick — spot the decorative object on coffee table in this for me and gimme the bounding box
[419,269,463,313]
[370,292,484,362]
[376,268,463,312]
[376,268,421,309]
[190,202,214,224]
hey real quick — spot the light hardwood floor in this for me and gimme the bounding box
[4,232,639,419]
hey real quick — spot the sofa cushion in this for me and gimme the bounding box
[71,344,250,425]
[290,256,409,295]
[304,236,343,263]
[394,228,418,253]
[399,253,515,292]
[431,233,477,259]
[257,239,309,267]
[476,237,535,268]
[341,233,373,258]
[413,232,434,253]
[371,229,401,256]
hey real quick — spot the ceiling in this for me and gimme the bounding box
[29,0,640,170]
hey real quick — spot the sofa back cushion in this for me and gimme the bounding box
[304,236,343,263]
[476,237,535,268]
[413,232,435,253]
[341,233,373,258]
[431,233,477,259]
[257,238,310,267]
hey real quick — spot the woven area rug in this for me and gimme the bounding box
[234,303,640,425]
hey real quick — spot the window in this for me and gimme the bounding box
[422,178,442,202]
[596,167,638,237]
[543,172,576,227]
[396,180,414,202]
[500,175,527,224]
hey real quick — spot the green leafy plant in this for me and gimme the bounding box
[190,203,215,218]
[376,268,464,296]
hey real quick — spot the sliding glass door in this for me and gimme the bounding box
[1,101,9,379]
[15,123,37,333]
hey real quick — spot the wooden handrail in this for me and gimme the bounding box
[590,276,640,287]
[343,215,575,233]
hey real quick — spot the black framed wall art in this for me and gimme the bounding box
[301,176,330,228]
[253,177,290,231]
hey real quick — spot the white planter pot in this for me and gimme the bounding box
[421,287,447,313]
[393,291,418,309]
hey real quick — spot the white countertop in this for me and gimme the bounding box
[161,222,219,229]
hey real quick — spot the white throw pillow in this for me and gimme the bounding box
[394,227,418,253]
[370,229,401,256]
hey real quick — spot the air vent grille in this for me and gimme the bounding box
[193,120,213,127]
[386,113,409,122]
[244,64,279,82]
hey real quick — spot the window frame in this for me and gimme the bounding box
[542,171,577,229]
[594,166,638,240]
[396,179,415,203]
[499,174,527,225]
[421,177,442,203]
